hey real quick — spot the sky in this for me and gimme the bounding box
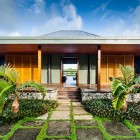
[0,0,140,36]
[64,64,77,70]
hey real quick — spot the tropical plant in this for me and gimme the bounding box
[82,99,140,122]
[0,64,46,115]
[110,64,140,112]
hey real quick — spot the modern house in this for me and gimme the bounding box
[0,30,140,91]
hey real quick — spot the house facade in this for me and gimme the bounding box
[0,30,140,91]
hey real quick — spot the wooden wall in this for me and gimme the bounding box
[6,54,38,83]
[101,55,134,85]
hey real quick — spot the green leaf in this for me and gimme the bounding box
[119,64,134,85]
[0,79,16,115]
[112,94,125,110]
[0,65,18,84]
[111,79,126,96]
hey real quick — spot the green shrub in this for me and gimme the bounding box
[82,99,140,122]
[0,99,58,123]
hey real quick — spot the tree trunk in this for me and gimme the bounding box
[122,99,127,112]
[11,95,19,113]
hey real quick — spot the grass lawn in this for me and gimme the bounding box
[0,101,140,140]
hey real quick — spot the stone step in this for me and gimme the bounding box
[57,96,81,99]
[57,87,81,102]
[58,88,79,92]
[58,97,81,100]
[58,91,80,93]
[57,94,81,98]
[57,94,81,97]
[58,99,81,103]
[58,91,81,94]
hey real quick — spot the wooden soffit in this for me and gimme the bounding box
[41,44,98,54]
[101,44,140,55]
[0,44,38,54]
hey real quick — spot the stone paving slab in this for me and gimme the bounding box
[76,128,103,140]
[130,121,140,126]
[43,138,69,140]
[73,106,89,115]
[75,120,97,126]
[37,113,48,120]
[22,121,45,127]
[50,111,70,120]
[74,114,93,120]
[112,138,137,140]
[47,121,70,136]
[72,102,84,107]
[55,104,70,111]
[10,128,41,140]
[0,124,13,136]
[103,121,134,136]
[1,101,140,140]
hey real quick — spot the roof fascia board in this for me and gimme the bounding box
[0,37,140,44]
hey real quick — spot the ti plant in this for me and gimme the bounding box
[0,64,46,115]
[110,64,140,112]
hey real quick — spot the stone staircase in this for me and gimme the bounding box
[57,87,81,103]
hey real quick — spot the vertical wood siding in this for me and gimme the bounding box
[6,54,38,83]
[101,55,134,85]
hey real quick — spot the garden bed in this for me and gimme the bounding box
[0,99,58,124]
[82,99,140,122]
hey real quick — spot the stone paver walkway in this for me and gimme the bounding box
[0,101,140,140]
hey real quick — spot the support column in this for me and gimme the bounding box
[47,54,50,84]
[50,54,52,84]
[88,54,90,84]
[38,45,42,83]
[97,46,101,91]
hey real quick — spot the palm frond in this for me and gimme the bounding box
[5,65,18,84]
[112,94,126,110]
[0,65,18,84]
[0,65,7,78]
[0,79,16,115]
[111,79,126,96]
[119,64,134,85]
[18,81,46,98]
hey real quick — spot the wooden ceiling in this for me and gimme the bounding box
[0,44,38,54]
[101,44,140,55]
[0,44,140,55]
[41,44,98,54]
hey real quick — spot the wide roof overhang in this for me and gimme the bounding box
[0,36,140,44]
[0,36,140,55]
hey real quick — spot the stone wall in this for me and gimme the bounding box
[80,88,140,103]
[9,89,58,100]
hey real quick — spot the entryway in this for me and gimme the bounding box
[61,57,79,87]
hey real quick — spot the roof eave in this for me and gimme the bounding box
[0,37,140,44]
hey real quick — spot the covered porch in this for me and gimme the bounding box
[0,36,140,92]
